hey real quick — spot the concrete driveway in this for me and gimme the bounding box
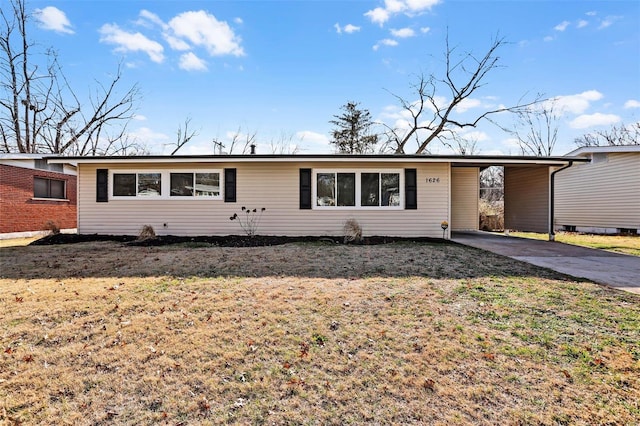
[452,231,640,294]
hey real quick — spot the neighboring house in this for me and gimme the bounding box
[46,154,581,238]
[554,145,640,235]
[0,154,77,238]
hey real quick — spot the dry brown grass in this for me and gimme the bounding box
[512,231,640,257]
[1,241,639,425]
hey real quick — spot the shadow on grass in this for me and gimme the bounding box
[0,234,575,282]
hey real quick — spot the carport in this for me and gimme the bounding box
[449,156,588,238]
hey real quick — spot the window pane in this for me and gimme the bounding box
[337,173,355,206]
[34,178,48,198]
[138,173,161,196]
[113,174,136,196]
[170,173,194,196]
[316,173,335,206]
[381,173,400,206]
[361,173,379,206]
[195,173,220,197]
[50,180,65,199]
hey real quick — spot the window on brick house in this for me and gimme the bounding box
[34,177,66,199]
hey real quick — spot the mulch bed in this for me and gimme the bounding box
[31,233,445,247]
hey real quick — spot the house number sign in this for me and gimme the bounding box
[426,177,441,183]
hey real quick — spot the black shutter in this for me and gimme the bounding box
[300,168,312,209]
[96,169,108,202]
[405,168,417,210]
[224,168,236,202]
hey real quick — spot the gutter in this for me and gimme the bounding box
[549,160,574,241]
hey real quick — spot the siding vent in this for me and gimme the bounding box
[618,228,637,236]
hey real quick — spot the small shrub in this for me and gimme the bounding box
[44,220,60,235]
[343,219,362,244]
[230,207,266,237]
[137,225,156,241]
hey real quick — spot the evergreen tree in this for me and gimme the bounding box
[329,102,378,153]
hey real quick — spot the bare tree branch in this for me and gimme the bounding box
[574,122,640,147]
[385,32,541,154]
[1,0,140,156]
[170,117,199,155]
[506,99,560,156]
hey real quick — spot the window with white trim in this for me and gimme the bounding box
[170,172,220,197]
[111,170,221,200]
[314,170,402,209]
[113,172,162,197]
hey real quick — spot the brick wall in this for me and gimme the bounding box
[0,164,77,233]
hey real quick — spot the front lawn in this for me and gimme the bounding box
[1,241,638,424]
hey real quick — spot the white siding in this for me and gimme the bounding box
[504,166,549,233]
[451,167,479,231]
[77,161,450,238]
[555,152,640,230]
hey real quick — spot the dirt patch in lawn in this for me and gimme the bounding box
[1,240,639,425]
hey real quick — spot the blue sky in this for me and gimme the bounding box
[23,0,640,155]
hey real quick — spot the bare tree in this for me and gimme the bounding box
[383,33,539,154]
[227,126,257,154]
[268,131,300,154]
[170,117,198,155]
[0,0,140,155]
[442,131,480,155]
[508,100,560,156]
[574,122,640,147]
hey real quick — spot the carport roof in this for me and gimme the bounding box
[46,154,589,166]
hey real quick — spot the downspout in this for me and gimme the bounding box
[549,160,573,241]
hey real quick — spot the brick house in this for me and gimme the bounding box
[0,154,77,237]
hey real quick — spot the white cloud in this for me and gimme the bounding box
[569,113,620,129]
[598,16,620,29]
[455,98,482,113]
[420,27,430,34]
[234,17,244,25]
[577,19,589,28]
[128,127,171,154]
[34,6,74,34]
[335,23,361,34]
[138,9,167,29]
[168,10,244,56]
[554,21,570,31]
[365,7,390,26]
[344,24,361,34]
[99,23,165,63]
[457,129,490,142]
[553,90,603,114]
[295,131,331,153]
[165,35,191,51]
[179,52,208,71]
[586,11,597,16]
[365,0,441,26]
[624,100,640,109]
[543,36,554,42]
[373,38,399,50]
[391,27,415,38]
[133,114,147,121]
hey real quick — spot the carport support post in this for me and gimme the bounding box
[549,160,573,241]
